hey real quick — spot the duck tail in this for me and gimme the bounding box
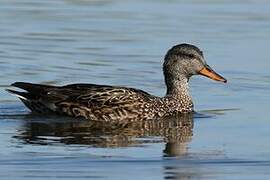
[5,89,32,101]
[6,82,52,100]
[6,82,57,113]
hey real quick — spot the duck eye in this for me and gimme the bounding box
[187,54,195,58]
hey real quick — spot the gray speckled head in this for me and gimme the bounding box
[163,43,206,82]
[163,43,226,98]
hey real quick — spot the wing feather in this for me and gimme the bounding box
[45,84,157,120]
[9,83,156,121]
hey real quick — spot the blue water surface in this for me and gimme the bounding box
[0,0,270,179]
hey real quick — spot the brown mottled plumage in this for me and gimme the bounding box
[6,44,227,122]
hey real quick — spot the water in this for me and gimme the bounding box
[0,0,270,179]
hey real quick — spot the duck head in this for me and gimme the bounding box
[163,43,227,85]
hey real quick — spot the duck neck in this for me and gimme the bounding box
[164,75,193,109]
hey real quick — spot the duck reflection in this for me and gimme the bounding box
[14,113,193,157]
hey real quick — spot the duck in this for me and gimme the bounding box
[6,43,226,122]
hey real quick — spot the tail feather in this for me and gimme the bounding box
[5,89,32,101]
[7,82,54,101]
[6,82,57,113]
[11,82,51,95]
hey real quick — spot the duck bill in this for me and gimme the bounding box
[199,65,227,83]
